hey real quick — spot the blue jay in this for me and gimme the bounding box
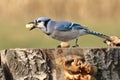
[26,17,109,47]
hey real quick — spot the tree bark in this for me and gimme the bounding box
[0,48,120,80]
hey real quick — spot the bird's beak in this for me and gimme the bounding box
[26,22,36,30]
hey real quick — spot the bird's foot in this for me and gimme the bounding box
[72,44,79,48]
[57,45,61,48]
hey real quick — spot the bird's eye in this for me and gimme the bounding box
[37,20,41,23]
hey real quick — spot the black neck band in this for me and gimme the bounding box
[44,19,51,27]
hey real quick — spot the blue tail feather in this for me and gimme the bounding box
[85,29,109,39]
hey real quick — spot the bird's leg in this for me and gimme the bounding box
[75,38,79,47]
[72,38,79,47]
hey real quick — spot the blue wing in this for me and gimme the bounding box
[55,21,86,31]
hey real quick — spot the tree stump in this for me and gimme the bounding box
[0,48,120,80]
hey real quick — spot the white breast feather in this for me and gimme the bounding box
[50,29,86,42]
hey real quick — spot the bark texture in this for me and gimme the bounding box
[0,48,120,80]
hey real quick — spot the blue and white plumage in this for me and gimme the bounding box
[26,17,109,47]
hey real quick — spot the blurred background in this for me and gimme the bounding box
[0,0,120,49]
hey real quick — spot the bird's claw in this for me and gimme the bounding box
[72,44,79,48]
[57,45,61,48]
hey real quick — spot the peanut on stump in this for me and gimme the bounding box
[104,36,120,47]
